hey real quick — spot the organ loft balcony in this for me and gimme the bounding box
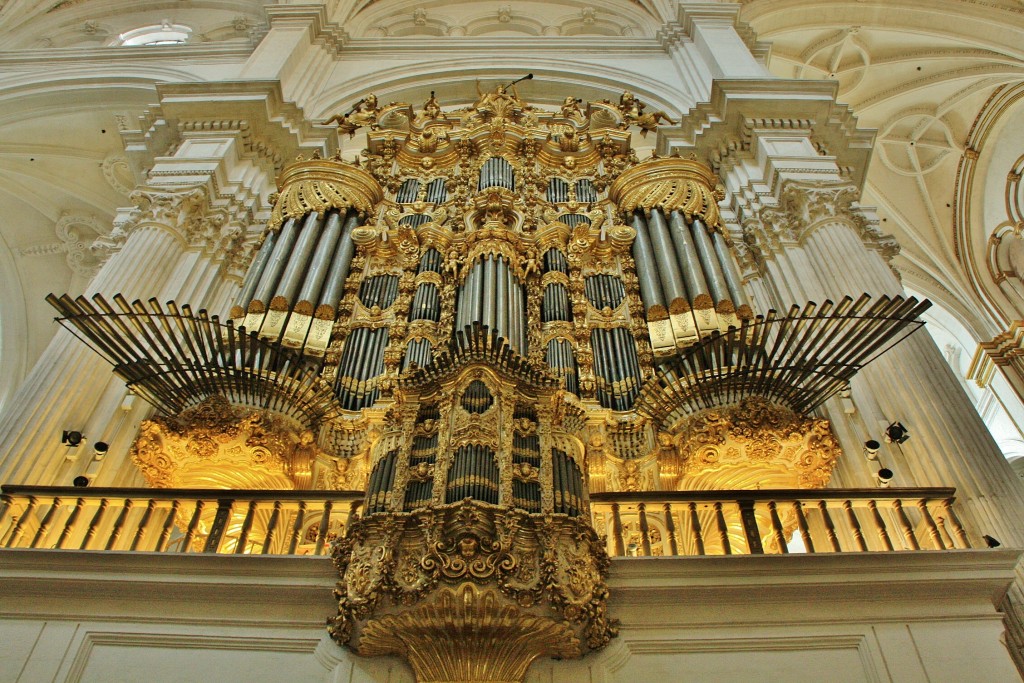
[1,83,1019,683]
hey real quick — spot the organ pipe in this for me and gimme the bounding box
[691,217,729,306]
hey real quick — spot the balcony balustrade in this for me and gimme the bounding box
[0,485,970,557]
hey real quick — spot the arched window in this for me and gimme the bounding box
[119,22,191,46]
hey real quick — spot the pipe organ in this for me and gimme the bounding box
[47,83,932,683]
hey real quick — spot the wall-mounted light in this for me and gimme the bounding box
[885,421,909,445]
[62,430,83,447]
[93,441,109,460]
[863,440,880,460]
[876,467,894,488]
[72,475,89,487]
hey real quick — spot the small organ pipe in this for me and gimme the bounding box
[667,210,708,302]
[692,218,729,305]
[297,210,343,306]
[253,218,299,306]
[317,211,361,310]
[275,212,322,305]
[713,230,749,308]
[647,209,688,304]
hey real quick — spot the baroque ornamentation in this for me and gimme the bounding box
[329,500,616,683]
[658,396,840,490]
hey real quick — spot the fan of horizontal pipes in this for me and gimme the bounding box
[635,294,931,429]
[46,293,342,429]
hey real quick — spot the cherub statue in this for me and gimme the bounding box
[472,82,521,122]
[617,91,676,137]
[560,96,585,123]
[323,93,381,138]
[420,91,445,121]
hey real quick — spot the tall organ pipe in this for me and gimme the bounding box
[296,210,343,308]
[317,211,361,311]
[483,256,496,330]
[252,218,299,307]
[497,258,509,339]
[235,230,278,316]
[646,209,687,305]
[668,210,709,302]
[274,212,322,306]
[712,231,749,308]
[691,218,729,305]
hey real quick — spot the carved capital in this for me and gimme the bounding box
[753,180,899,261]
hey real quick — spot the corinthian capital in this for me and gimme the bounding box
[121,186,209,243]
[751,179,899,261]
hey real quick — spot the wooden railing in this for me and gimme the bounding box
[0,485,971,558]
[0,486,363,555]
[589,488,971,556]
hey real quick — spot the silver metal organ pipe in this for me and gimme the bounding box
[483,256,496,330]
[274,212,323,305]
[628,211,666,311]
[297,210,343,306]
[317,211,361,310]
[667,210,708,302]
[252,218,299,306]
[646,209,688,305]
[691,218,729,305]
[516,283,527,353]
[236,230,278,315]
[712,230,749,308]
[497,257,509,341]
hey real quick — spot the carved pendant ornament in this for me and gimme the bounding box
[328,500,616,683]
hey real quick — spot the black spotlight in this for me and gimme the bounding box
[62,430,83,447]
[72,475,90,487]
[885,422,910,445]
[984,535,1002,548]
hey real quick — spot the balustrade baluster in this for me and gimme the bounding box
[203,499,234,553]
[892,499,920,550]
[942,499,971,548]
[130,499,158,551]
[818,500,841,551]
[714,502,732,555]
[346,499,362,530]
[688,502,705,556]
[638,502,652,556]
[842,500,867,551]
[181,500,206,552]
[288,501,307,554]
[105,499,135,550]
[793,502,814,553]
[610,503,625,556]
[235,500,258,554]
[155,501,180,552]
[80,498,109,550]
[867,500,893,551]
[314,501,334,555]
[0,493,14,530]
[917,500,945,550]
[737,500,760,554]
[262,501,283,554]
[30,497,62,548]
[663,503,679,555]
[768,501,787,554]
[56,497,86,549]
[4,496,37,547]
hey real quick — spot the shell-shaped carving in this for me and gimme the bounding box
[268,158,384,230]
[608,157,724,229]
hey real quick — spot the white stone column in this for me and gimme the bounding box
[751,181,1024,546]
[0,192,196,487]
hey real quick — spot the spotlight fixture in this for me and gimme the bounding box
[885,422,909,445]
[72,475,89,487]
[93,441,109,459]
[984,535,1002,548]
[62,430,83,447]
[876,467,894,488]
[863,440,880,460]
